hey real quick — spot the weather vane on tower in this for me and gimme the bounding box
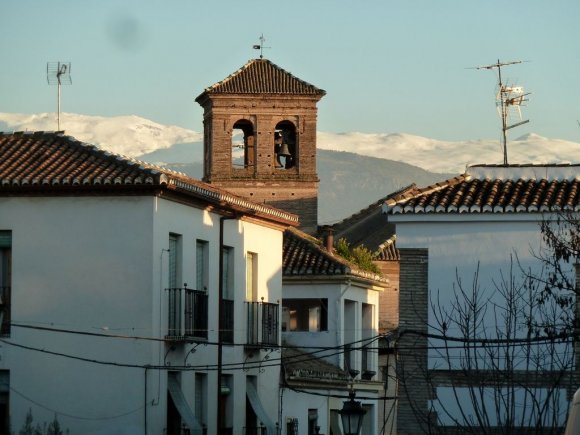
[252,34,270,59]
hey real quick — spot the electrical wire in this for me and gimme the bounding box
[5,325,574,371]
[8,384,144,421]
[3,325,574,403]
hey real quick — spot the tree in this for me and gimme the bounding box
[17,410,68,435]
[397,211,579,434]
[426,260,573,434]
[335,238,381,274]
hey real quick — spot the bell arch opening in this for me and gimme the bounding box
[232,119,255,169]
[274,121,297,170]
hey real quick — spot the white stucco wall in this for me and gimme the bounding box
[1,196,156,434]
[0,195,284,434]
[282,280,380,371]
[282,387,378,435]
[392,214,554,333]
[391,211,576,427]
[280,277,382,434]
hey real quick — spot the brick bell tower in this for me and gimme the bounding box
[195,58,326,234]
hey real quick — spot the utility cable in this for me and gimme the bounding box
[7,383,144,421]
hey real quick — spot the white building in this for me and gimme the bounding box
[0,131,297,434]
[280,227,388,434]
[382,164,580,434]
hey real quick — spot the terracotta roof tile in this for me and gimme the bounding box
[0,131,298,225]
[283,227,386,282]
[196,58,325,99]
[375,236,400,261]
[384,165,580,215]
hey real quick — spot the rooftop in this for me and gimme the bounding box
[195,58,326,100]
[283,227,387,283]
[0,131,298,225]
[384,164,579,215]
[282,347,349,384]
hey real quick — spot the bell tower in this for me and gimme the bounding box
[195,58,325,234]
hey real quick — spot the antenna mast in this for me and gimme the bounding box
[47,62,72,131]
[476,59,530,165]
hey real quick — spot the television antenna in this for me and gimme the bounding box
[252,34,270,59]
[476,59,530,165]
[47,62,72,131]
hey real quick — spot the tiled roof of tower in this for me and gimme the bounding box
[196,58,326,98]
[283,227,387,283]
[0,131,299,225]
[383,165,580,214]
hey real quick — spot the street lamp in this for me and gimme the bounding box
[339,390,366,435]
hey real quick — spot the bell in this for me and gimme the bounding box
[279,143,291,156]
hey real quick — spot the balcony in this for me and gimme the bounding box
[246,301,279,348]
[0,286,10,336]
[166,287,208,341]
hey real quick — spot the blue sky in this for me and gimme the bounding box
[1,1,579,142]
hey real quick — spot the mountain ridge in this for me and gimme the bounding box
[1,112,578,173]
[1,112,576,223]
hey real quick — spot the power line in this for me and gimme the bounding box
[8,383,144,421]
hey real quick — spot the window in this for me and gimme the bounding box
[166,372,182,434]
[361,303,374,374]
[274,121,297,170]
[282,299,328,332]
[287,418,299,435]
[195,373,207,430]
[168,234,181,289]
[196,240,209,292]
[221,375,233,432]
[221,247,234,343]
[0,371,8,434]
[308,409,318,435]
[167,234,182,337]
[246,252,257,301]
[232,119,255,169]
[221,246,233,299]
[0,231,11,336]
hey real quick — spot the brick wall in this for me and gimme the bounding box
[376,260,400,332]
[397,248,431,435]
[199,94,321,234]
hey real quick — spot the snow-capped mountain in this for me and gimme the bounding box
[0,112,202,158]
[1,112,578,174]
[317,131,580,174]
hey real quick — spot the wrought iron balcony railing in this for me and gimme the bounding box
[166,287,208,340]
[246,301,279,347]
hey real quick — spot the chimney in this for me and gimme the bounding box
[323,226,334,252]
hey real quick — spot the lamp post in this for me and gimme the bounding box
[339,390,366,435]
